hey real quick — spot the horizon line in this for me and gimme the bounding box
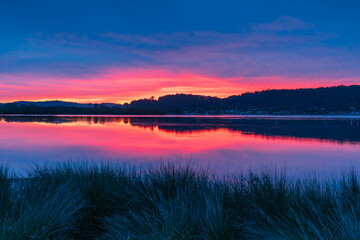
[1,83,358,105]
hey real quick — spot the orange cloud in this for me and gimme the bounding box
[0,67,358,103]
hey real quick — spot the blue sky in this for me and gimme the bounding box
[0,0,359,102]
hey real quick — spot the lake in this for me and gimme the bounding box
[1,115,360,175]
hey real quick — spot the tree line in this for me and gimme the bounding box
[1,85,360,115]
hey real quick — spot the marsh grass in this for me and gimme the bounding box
[1,163,360,239]
[0,166,83,239]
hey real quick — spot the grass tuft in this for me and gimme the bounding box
[1,163,360,239]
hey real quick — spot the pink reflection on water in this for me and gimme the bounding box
[0,118,360,175]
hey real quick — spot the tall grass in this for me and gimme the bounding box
[28,163,136,239]
[0,166,10,214]
[1,163,360,239]
[0,166,83,239]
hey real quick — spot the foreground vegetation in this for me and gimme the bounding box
[1,163,360,239]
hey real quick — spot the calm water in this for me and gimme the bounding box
[1,115,360,175]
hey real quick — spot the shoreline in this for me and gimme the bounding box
[2,113,360,119]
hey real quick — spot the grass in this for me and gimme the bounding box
[1,163,360,239]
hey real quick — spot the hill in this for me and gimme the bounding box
[1,85,360,115]
[13,101,120,108]
[129,85,360,115]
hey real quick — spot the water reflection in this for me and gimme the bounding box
[2,115,360,143]
[1,115,360,174]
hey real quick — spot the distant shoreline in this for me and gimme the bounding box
[1,85,360,116]
[1,113,360,119]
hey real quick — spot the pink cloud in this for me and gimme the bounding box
[0,67,358,103]
[252,16,312,32]
[1,17,359,103]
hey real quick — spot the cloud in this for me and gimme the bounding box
[0,68,250,103]
[0,16,359,102]
[0,26,340,78]
[252,16,312,32]
[0,65,358,104]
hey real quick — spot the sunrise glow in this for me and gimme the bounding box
[1,1,359,103]
[1,68,358,103]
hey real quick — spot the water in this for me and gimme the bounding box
[1,115,360,175]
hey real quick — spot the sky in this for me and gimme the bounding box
[1,0,360,103]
